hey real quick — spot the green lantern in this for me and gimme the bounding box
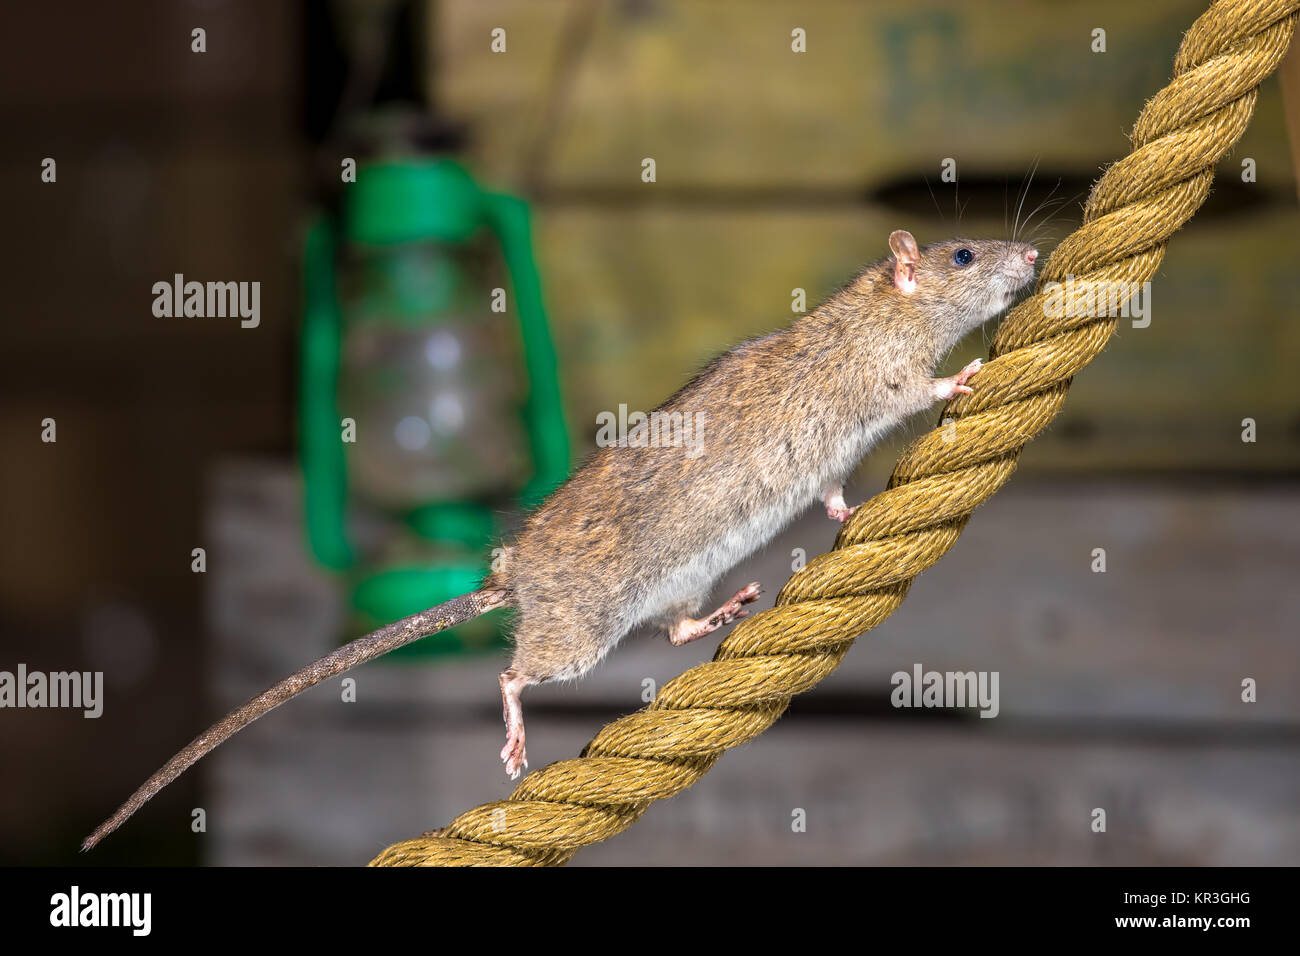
[300,158,569,656]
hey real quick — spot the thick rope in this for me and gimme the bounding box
[371,0,1299,866]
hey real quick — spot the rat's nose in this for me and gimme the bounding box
[1025,248,1038,265]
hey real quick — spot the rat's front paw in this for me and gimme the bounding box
[954,357,983,386]
[932,359,983,400]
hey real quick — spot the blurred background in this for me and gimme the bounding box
[1,0,1297,866]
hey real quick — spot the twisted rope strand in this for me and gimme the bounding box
[371,0,1299,866]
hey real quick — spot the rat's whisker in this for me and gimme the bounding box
[1012,158,1039,242]
[1024,198,1070,229]
[923,174,946,224]
[1004,176,1010,239]
[1018,182,1082,238]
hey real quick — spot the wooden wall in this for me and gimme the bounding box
[0,1,301,864]
[433,0,1300,480]
[207,463,1300,865]
[4,0,1297,867]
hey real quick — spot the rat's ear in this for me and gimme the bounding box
[889,230,919,295]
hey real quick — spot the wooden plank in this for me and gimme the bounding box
[204,461,1300,864]
[429,0,1300,475]
[209,716,1300,866]
[434,0,1296,191]
[532,204,1300,476]
[1278,27,1300,202]
[208,463,1300,725]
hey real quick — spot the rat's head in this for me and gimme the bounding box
[887,230,1037,344]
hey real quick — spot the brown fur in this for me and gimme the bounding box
[85,232,1037,840]
[497,236,1036,686]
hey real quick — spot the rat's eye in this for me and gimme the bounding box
[953,248,974,266]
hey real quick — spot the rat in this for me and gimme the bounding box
[83,229,1036,850]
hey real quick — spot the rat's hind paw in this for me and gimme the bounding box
[823,486,858,523]
[826,503,858,522]
[501,735,528,779]
[710,581,762,626]
[669,582,764,646]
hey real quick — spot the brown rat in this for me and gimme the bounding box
[83,229,1036,849]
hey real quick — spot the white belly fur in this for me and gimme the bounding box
[629,416,895,631]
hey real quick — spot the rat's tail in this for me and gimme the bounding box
[82,586,510,851]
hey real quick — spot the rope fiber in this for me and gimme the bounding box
[370,0,1300,867]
